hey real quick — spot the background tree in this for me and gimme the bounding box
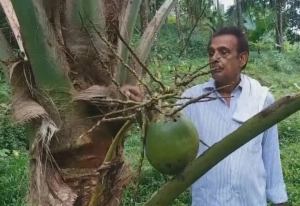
[285,0,300,43]
[140,0,150,34]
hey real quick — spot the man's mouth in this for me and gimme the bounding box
[211,66,223,73]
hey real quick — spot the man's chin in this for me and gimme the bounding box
[211,71,224,80]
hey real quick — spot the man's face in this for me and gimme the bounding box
[208,34,248,84]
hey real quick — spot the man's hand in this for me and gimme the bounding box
[120,85,144,102]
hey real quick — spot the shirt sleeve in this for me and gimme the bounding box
[262,92,288,204]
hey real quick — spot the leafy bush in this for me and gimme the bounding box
[281,143,300,205]
[0,117,27,151]
[0,151,29,206]
[0,71,27,151]
[145,23,210,64]
[278,114,300,146]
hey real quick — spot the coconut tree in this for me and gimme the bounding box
[0,0,180,205]
[184,0,213,26]
[226,0,287,51]
[140,0,149,34]
[235,0,243,28]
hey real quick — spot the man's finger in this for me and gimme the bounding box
[120,85,144,102]
[128,88,144,100]
[130,95,141,102]
[127,86,141,96]
[124,90,131,96]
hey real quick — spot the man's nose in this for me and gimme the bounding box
[211,52,221,61]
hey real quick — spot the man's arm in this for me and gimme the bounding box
[262,93,288,205]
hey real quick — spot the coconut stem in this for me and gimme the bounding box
[116,0,143,86]
[133,0,178,79]
[132,110,149,203]
[10,0,70,90]
[88,119,134,206]
[104,120,134,162]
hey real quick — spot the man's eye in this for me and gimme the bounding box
[221,50,228,55]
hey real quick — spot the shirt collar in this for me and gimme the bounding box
[203,74,244,91]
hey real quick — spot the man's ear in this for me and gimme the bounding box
[239,51,248,68]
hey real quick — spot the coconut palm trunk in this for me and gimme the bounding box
[275,0,285,52]
[175,2,183,40]
[235,0,243,29]
[0,0,178,205]
[140,0,149,34]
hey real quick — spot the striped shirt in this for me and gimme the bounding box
[178,76,288,206]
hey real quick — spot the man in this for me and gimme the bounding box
[122,26,288,205]
[179,26,288,206]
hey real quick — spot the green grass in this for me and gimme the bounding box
[281,143,300,206]
[0,152,29,206]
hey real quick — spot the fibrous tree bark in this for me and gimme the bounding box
[235,0,243,29]
[274,0,286,52]
[175,2,182,40]
[140,0,149,34]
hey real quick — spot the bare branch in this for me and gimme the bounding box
[83,16,153,95]
[79,114,137,139]
[113,24,166,91]
[176,62,220,87]
[169,84,232,116]
[178,3,207,59]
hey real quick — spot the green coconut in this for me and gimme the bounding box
[145,111,200,175]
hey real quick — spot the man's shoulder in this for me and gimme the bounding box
[264,90,276,107]
[244,74,275,106]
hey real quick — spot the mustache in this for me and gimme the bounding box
[210,64,223,70]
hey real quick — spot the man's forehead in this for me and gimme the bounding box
[209,34,238,48]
